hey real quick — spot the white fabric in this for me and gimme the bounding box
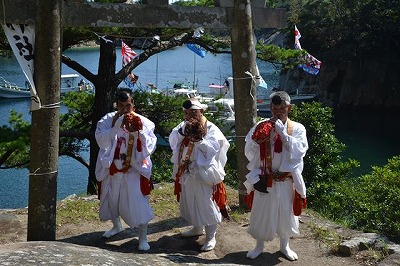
[2,24,41,111]
[95,111,157,228]
[244,118,308,241]
[169,120,229,226]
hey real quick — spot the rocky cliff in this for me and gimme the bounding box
[279,59,400,111]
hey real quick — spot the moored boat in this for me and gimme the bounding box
[0,74,91,99]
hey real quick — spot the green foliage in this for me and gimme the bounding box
[131,90,184,137]
[329,156,400,239]
[256,44,306,69]
[150,146,174,184]
[59,91,95,156]
[174,0,214,7]
[294,0,400,61]
[289,102,359,206]
[0,110,30,168]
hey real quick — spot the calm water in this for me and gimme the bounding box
[0,46,398,209]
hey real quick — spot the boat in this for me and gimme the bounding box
[224,77,317,118]
[164,82,214,103]
[0,74,92,99]
[206,98,235,135]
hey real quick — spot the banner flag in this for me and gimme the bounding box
[294,25,322,75]
[121,41,138,89]
[2,23,41,111]
[186,43,206,58]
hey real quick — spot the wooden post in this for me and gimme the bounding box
[27,0,62,241]
[230,0,258,208]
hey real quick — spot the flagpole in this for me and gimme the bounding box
[156,53,159,88]
[193,52,196,90]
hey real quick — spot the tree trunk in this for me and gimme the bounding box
[87,38,118,195]
[27,0,62,241]
[230,0,257,208]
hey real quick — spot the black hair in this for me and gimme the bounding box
[270,91,291,105]
[271,95,283,105]
[115,88,133,103]
[182,99,193,109]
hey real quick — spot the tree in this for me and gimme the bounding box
[60,29,228,194]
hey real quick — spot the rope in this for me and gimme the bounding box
[40,102,61,109]
[29,168,58,176]
[230,71,261,102]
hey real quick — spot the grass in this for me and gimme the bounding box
[55,182,248,226]
[56,195,100,226]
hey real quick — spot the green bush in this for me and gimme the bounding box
[289,102,359,208]
[331,156,400,239]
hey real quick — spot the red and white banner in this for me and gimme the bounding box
[294,25,322,75]
[121,41,137,67]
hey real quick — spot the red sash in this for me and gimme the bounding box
[174,137,194,202]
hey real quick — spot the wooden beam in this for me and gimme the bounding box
[0,0,286,29]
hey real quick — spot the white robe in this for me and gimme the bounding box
[95,111,157,228]
[244,118,308,241]
[169,120,230,227]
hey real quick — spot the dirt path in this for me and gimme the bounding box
[0,203,370,265]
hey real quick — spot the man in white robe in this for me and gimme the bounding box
[169,98,230,252]
[95,89,157,251]
[244,91,308,261]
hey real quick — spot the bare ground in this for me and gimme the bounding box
[0,186,379,266]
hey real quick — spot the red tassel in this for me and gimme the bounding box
[244,191,254,210]
[137,134,142,152]
[274,134,283,153]
[183,137,189,147]
[174,177,181,202]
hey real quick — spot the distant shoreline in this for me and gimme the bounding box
[71,41,99,49]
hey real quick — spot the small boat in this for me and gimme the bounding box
[206,98,235,134]
[164,82,214,103]
[0,74,91,99]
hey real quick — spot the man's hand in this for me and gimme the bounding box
[274,119,290,142]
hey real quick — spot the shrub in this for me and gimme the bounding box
[332,156,400,239]
[289,102,359,208]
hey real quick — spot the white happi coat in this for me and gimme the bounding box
[244,118,308,241]
[95,111,157,228]
[169,120,230,227]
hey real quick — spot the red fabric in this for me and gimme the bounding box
[213,182,230,219]
[109,162,129,175]
[174,178,181,202]
[140,175,153,195]
[183,137,190,147]
[244,191,254,210]
[293,190,307,216]
[136,134,142,152]
[252,121,274,141]
[213,183,227,210]
[274,134,283,153]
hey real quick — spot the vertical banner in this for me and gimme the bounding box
[294,25,322,75]
[121,41,138,89]
[2,24,41,110]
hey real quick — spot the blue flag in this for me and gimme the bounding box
[187,43,206,58]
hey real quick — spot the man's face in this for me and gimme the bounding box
[271,101,291,120]
[116,97,134,114]
[184,109,202,121]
